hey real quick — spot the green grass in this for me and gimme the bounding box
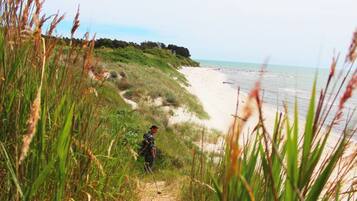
[0,1,203,200]
[96,46,198,85]
[0,2,207,199]
[98,48,209,119]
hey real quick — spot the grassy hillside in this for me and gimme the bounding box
[0,1,208,200]
[96,47,208,119]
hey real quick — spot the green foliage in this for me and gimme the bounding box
[167,44,191,58]
[0,1,143,199]
[186,69,357,200]
[0,142,23,197]
[100,48,208,119]
[96,46,198,76]
[56,104,74,201]
[93,38,193,58]
[0,1,208,201]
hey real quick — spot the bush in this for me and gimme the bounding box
[123,89,144,101]
[117,79,133,90]
[163,92,180,107]
[110,71,118,79]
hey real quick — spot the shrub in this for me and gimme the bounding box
[110,70,118,79]
[164,92,180,107]
[117,78,133,90]
[123,89,144,101]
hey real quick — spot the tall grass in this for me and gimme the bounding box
[0,2,210,200]
[0,1,140,200]
[186,32,357,200]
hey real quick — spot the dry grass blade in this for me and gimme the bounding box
[85,35,96,72]
[107,139,115,157]
[19,37,46,165]
[72,138,105,176]
[84,191,92,201]
[191,178,216,192]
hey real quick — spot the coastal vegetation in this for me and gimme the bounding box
[96,47,207,119]
[0,0,356,201]
[0,1,205,200]
[61,37,194,58]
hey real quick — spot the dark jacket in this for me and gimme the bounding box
[140,131,155,156]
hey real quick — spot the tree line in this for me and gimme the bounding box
[59,37,192,58]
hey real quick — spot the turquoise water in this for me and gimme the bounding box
[198,59,356,139]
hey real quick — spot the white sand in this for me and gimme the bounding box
[177,67,238,132]
[178,66,278,134]
[177,67,355,145]
[119,91,138,109]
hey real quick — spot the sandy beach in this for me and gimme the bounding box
[177,66,278,134]
[178,67,238,132]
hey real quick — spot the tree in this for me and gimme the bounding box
[167,44,191,58]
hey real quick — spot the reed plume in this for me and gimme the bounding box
[339,73,357,110]
[346,29,357,63]
[19,37,46,165]
[20,0,33,30]
[47,13,65,36]
[71,7,80,38]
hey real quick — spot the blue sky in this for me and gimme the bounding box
[43,0,357,68]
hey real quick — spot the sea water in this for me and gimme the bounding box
[198,59,356,140]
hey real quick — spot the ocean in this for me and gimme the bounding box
[198,59,356,140]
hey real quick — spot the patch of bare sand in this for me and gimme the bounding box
[138,181,179,201]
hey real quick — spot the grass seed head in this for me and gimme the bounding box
[47,13,64,36]
[346,29,357,63]
[20,0,33,30]
[329,56,337,80]
[71,7,80,37]
[19,89,41,164]
[339,74,357,110]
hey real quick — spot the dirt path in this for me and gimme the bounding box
[138,181,179,201]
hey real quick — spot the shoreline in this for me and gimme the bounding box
[178,66,279,134]
[179,66,356,143]
[179,65,356,149]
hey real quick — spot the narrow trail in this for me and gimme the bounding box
[138,181,178,201]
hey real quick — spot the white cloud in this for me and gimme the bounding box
[43,0,357,67]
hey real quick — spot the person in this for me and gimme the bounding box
[140,125,158,172]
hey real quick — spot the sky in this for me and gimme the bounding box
[43,0,357,68]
